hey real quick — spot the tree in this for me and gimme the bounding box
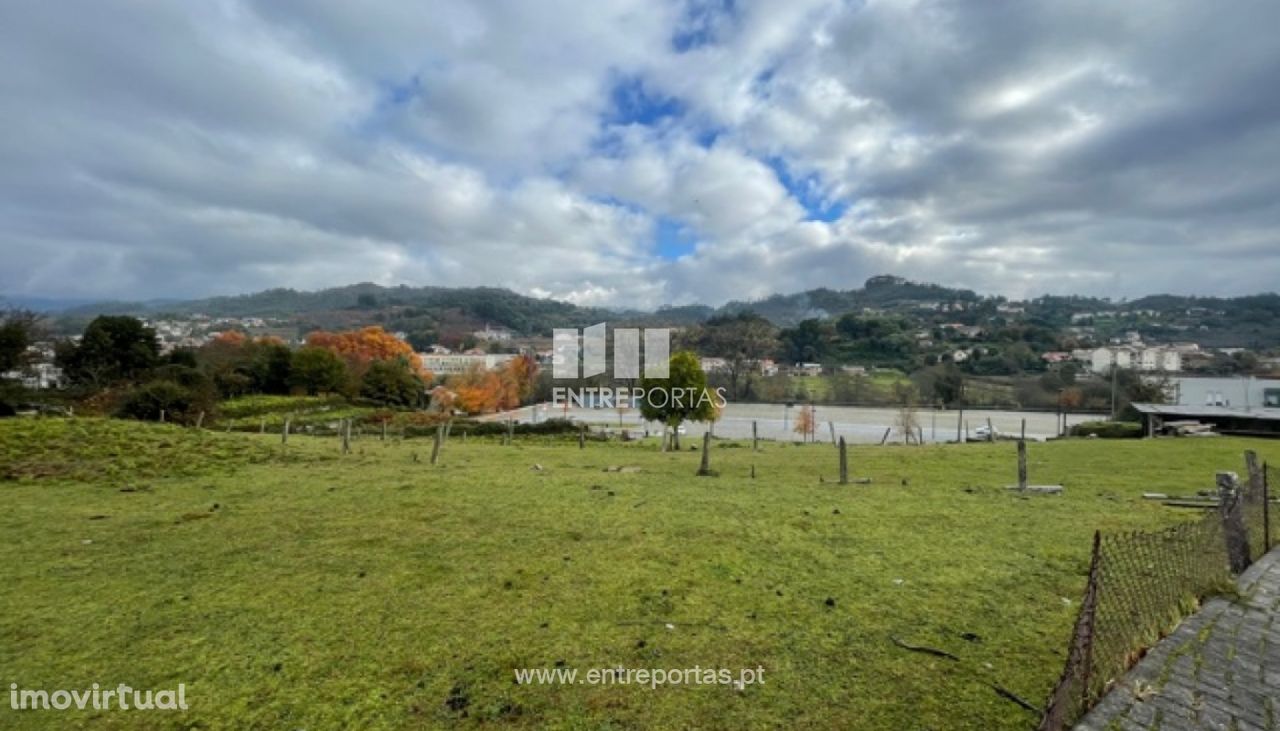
[249,342,293,394]
[639,351,718,448]
[0,308,37,374]
[685,313,777,398]
[778,319,834,364]
[450,365,505,414]
[912,363,965,406]
[57,315,159,386]
[793,404,816,442]
[893,382,920,443]
[306,326,426,375]
[360,357,424,406]
[290,346,348,395]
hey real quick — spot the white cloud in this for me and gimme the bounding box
[2,0,1280,308]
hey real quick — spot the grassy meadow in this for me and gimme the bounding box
[1,418,1273,730]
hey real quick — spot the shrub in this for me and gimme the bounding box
[117,379,215,424]
[360,358,423,407]
[1069,420,1143,439]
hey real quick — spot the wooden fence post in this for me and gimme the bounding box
[956,408,963,442]
[1218,471,1251,574]
[282,418,290,445]
[1020,418,1026,441]
[159,409,165,423]
[828,421,837,447]
[341,419,351,454]
[506,419,513,446]
[752,420,758,452]
[696,431,712,476]
[579,425,586,449]
[879,427,891,445]
[196,411,205,429]
[1245,451,1266,556]
[1264,461,1271,551]
[986,417,994,442]
[838,437,848,485]
[431,425,443,465]
[259,418,266,434]
[1017,440,1028,491]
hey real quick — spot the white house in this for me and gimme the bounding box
[699,357,729,373]
[473,324,513,342]
[420,353,515,375]
[1090,346,1132,373]
[1090,346,1181,374]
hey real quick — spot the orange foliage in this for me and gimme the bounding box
[793,404,817,441]
[447,354,539,414]
[305,326,429,378]
[211,331,247,346]
[1060,387,1083,409]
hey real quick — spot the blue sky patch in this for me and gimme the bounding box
[654,216,698,260]
[767,157,848,222]
[672,0,736,52]
[607,76,684,126]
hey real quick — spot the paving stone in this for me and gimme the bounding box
[1074,551,1280,731]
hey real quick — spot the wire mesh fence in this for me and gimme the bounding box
[1037,451,1274,731]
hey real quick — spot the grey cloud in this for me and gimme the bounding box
[1,0,1278,307]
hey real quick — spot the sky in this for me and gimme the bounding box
[2,0,1279,309]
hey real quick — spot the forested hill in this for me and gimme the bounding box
[718,275,980,326]
[36,276,1280,348]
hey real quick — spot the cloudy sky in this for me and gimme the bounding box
[3,1,1279,308]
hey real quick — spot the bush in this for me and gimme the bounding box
[1069,420,1143,439]
[117,380,216,424]
[399,417,583,438]
[360,358,423,407]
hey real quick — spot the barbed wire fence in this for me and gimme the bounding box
[1037,450,1274,731]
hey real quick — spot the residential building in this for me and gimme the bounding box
[699,357,729,373]
[1089,346,1181,374]
[3,362,63,390]
[473,324,513,342]
[420,353,516,375]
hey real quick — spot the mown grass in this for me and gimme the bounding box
[1,418,1273,730]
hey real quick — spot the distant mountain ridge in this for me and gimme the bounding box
[44,276,984,331]
[27,276,1280,348]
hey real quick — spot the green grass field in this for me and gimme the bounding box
[1,419,1273,730]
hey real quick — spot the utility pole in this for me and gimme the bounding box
[1110,363,1118,421]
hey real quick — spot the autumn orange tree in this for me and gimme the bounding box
[305,326,426,373]
[793,403,817,442]
[447,355,539,414]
